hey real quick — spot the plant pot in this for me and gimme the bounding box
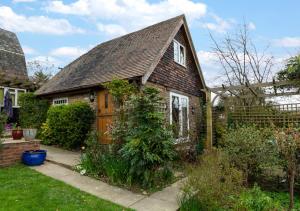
[12,129,23,140]
[22,150,47,166]
[23,128,37,141]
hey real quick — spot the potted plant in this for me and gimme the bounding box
[23,128,37,141]
[22,150,47,166]
[12,123,23,140]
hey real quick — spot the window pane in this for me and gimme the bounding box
[172,96,180,138]
[180,46,185,65]
[181,98,188,137]
[105,93,109,109]
[0,88,3,106]
[174,41,179,63]
[11,93,16,106]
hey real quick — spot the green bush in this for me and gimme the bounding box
[42,102,94,149]
[181,149,244,210]
[222,125,279,183]
[235,185,282,211]
[19,93,49,132]
[0,113,7,148]
[120,87,176,188]
[79,131,129,185]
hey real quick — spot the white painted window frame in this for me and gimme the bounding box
[173,39,186,67]
[169,92,189,141]
[53,97,68,106]
[0,86,26,108]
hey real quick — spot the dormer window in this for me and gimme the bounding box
[173,39,186,66]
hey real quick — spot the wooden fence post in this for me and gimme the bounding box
[206,90,213,149]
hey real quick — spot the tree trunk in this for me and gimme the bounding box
[288,167,295,211]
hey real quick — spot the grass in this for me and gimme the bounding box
[180,191,300,211]
[0,165,132,211]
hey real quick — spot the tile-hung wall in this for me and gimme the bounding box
[0,86,26,108]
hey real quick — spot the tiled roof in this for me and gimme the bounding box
[36,15,184,95]
[0,28,28,82]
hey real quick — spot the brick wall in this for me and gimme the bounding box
[145,82,203,142]
[0,139,40,167]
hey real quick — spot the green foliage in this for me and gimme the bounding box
[181,149,244,210]
[120,87,176,188]
[180,195,206,211]
[104,79,137,106]
[0,112,7,148]
[41,102,94,149]
[104,79,137,147]
[222,125,279,182]
[235,185,282,211]
[79,131,129,185]
[19,93,49,131]
[277,55,300,81]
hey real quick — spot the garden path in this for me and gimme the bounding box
[41,144,81,168]
[34,145,184,211]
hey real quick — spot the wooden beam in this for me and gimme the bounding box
[209,80,299,93]
[228,90,300,99]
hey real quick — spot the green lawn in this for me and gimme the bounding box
[0,165,131,211]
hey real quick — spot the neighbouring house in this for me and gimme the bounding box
[0,28,31,123]
[36,15,207,144]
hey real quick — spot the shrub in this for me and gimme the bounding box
[222,125,279,183]
[79,131,129,185]
[19,93,49,131]
[181,149,244,210]
[120,87,176,188]
[235,185,282,211]
[0,113,7,148]
[42,102,94,149]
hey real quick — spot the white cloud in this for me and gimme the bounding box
[12,0,36,3]
[248,22,256,30]
[0,6,84,35]
[97,23,127,37]
[22,45,36,55]
[46,0,207,36]
[199,14,233,33]
[49,46,87,58]
[273,37,300,48]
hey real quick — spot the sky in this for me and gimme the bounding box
[0,0,299,87]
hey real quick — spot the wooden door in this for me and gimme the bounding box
[97,90,114,144]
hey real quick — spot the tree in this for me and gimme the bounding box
[277,54,300,81]
[275,127,300,211]
[211,24,274,86]
[27,59,54,89]
[210,24,274,105]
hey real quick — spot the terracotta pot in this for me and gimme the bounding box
[12,129,23,140]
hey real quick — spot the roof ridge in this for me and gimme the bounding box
[61,14,184,70]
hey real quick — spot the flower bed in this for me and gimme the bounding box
[0,138,40,167]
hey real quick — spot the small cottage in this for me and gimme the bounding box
[0,28,29,122]
[36,15,207,144]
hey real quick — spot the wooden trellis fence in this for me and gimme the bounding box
[205,80,300,148]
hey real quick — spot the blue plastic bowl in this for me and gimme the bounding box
[22,150,47,166]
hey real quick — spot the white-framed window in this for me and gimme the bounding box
[170,92,189,140]
[173,39,186,66]
[0,86,26,108]
[53,98,68,105]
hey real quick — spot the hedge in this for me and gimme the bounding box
[42,102,95,149]
[19,93,49,132]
